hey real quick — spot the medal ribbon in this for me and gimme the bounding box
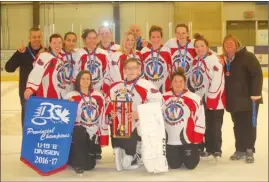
[151,48,161,76]
[226,58,231,74]
[107,43,111,53]
[63,49,73,81]
[50,50,65,84]
[252,101,257,127]
[177,40,188,68]
[196,54,208,81]
[124,78,138,102]
[27,46,36,60]
[80,91,92,119]
[85,48,96,73]
[170,92,184,114]
[137,37,142,48]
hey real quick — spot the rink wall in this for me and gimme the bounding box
[1,46,268,81]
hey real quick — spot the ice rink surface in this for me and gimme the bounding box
[1,79,268,181]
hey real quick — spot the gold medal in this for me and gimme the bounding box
[87,117,92,123]
[170,114,175,119]
[154,74,158,79]
[122,88,127,94]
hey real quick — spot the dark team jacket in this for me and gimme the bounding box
[224,47,263,113]
[5,43,41,100]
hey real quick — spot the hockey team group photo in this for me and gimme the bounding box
[1,1,267,181]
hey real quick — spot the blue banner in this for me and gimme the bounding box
[20,96,78,176]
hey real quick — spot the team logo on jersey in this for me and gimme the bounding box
[173,55,191,73]
[56,63,67,89]
[63,60,74,84]
[191,71,204,87]
[144,58,165,81]
[191,68,205,92]
[81,101,99,124]
[165,100,184,125]
[87,61,102,85]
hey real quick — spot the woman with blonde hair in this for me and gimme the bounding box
[110,31,143,80]
[221,34,263,163]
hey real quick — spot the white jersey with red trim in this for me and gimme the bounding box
[27,52,68,99]
[59,50,76,98]
[188,53,225,110]
[164,38,196,79]
[111,50,144,80]
[72,47,121,95]
[106,78,163,133]
[65,90,109,146]
[141,46,172,93]
[98,41,120,54]
[162,90,205,145]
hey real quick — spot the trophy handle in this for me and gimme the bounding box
[113,99,117,138]
[120,101,125,136]
[128,102,132,137]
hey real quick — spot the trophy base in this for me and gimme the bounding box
[113,135,131,139]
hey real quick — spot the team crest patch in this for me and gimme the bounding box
[173,54,191,73]
[144,58,165,81]
[191,71,204,87]
[87,61,102,84]
[56,63,67,89]
[165,100,184,125]
[81,101,99,124]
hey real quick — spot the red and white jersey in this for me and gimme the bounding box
[141,46,172,93]
[73,47,121,95]
[188,53,225,110]
[164,39,196,79]
[27,52,68,99]
[111,50,143,80]
[59,49,76,98]
[98,41,120,54]
[106,78,163,132]
[65,90,109,146]
[162,90,205,145]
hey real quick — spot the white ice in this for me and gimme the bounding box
[1,79,268,181]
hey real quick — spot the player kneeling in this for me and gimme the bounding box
[106,58,163,171]
[65,71,108,175]
[162,68,205,170]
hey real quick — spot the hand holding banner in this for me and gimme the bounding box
[20,96,78,176]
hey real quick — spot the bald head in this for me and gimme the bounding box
[129,24,141,38]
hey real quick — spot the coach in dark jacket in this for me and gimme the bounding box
[5,27,43,128]
[223,35,263,164]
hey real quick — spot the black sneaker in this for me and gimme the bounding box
[200,151,213,157]
[230,151,246,160]
[95,154,102,160]
[245,149,254,163]
[74,167,84,175]
[213,152,222,158]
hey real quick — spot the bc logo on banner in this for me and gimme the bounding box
[20,96,78,176]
